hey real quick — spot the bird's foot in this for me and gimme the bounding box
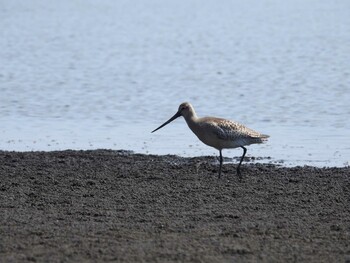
[236,168,243,179]
[218,172,222,179]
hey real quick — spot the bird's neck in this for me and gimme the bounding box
[184,112,198,129]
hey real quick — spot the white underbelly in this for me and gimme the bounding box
[194,130,260,150]
[195,133,244,150]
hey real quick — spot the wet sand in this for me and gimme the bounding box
[0,150,349,262]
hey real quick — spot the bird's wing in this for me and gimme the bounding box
[203,117,263,141]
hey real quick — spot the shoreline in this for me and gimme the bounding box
[1,150,349,262]
[1,148,348,168]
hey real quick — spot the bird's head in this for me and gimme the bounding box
[151,102,195,133]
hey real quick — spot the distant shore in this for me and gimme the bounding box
[1,150,349,262]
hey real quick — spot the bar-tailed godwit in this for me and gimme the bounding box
[152,102,269,178]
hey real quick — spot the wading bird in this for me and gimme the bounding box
[152,102,269,178]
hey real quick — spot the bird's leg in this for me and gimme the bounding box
[218,150,223,179]
[237,146,247,177]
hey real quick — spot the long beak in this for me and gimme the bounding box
[151,111,181,133]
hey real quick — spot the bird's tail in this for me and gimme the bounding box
[252,134,269,144]
[260,134,270,139]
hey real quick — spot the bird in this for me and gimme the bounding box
[151,102,269,178]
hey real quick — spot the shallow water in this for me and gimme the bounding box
[1,0,350,166]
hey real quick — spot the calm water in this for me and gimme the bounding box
[1,0,350,166]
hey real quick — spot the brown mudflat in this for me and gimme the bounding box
[0,150,349,262]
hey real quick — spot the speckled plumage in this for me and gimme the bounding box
[198,117,269,145]
[152,102,269,178]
